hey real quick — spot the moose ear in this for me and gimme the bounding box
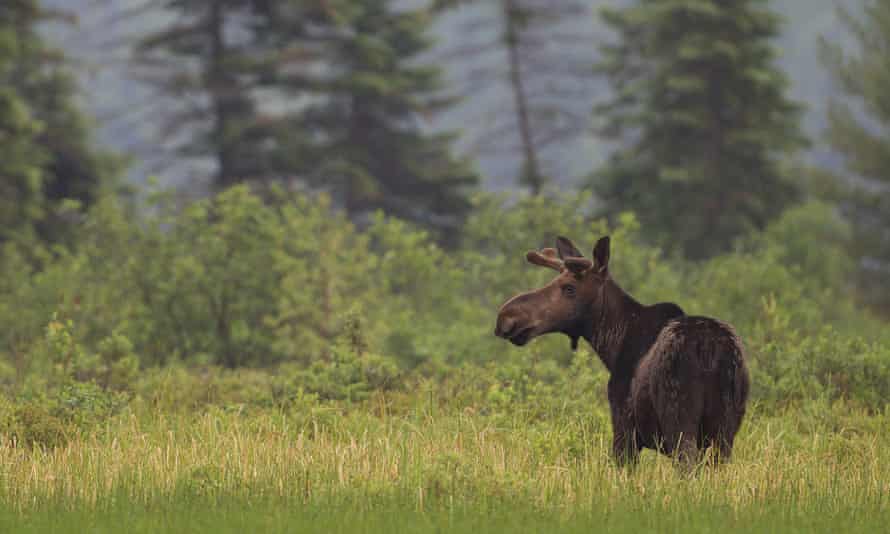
[563,257,593,276]
[592,236,610,274]
[555,236,583,259]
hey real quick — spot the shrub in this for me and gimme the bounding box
[0,186,887,414]
[755,327,890,412]
[8,402,69,449]
[285,313,401,402]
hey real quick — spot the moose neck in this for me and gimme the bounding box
[581,278,643,374]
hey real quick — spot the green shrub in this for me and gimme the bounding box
[754,327,890,411]
[53,382,128,431]
[0,395,71,450]
[285,313,401,402]
[0,186,887,414]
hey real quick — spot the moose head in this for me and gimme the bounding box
[494,236,611,350]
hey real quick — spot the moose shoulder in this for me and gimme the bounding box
[494,236,749,467]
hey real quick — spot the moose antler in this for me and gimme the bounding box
[526,247,564,271]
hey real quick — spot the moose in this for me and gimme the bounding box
[494,236,749,468]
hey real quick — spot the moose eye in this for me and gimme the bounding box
[562,284,577,298]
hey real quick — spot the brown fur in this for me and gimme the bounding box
[494,236,750,468]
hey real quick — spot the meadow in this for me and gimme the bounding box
[2,189,889,531]
[1,394,889,533]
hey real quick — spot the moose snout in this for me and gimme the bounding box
[495,292,542,346]
[495,303,536,343]
[495,292,532,338]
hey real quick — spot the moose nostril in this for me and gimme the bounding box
[495,317,517,338]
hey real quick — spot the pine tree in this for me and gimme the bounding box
[820,2,890,313]
[299,0,478,233]
[592,0,807,259]
[0,55,46,249]
[0,0,117,249]
[134,0,282,189]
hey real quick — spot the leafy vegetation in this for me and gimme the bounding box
[297,0,479,232]
[0,178,886,529]
[0,0,116,252]
[592,0,807,259]
[0,186,886,413]
[134,0,287,188]
[820,0,890,315]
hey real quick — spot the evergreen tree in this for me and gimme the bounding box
[300,0,478,232]
[0,0,117,249]
[133,0,475,233]
[0,52,46,249]
[591,0,807,259]
[820,2,890,313]
[134,0,283,189]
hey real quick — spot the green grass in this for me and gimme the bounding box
[0,401,888,532]
[1,495,886,533]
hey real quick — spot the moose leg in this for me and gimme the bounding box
[702,396,744,465]
[611,429,641,467]
[648,422,700,474]
[607,381,640,467]
[654,391,704,471]
[708,417,741,464]
[712,434,734,464]
[673,430,702,473]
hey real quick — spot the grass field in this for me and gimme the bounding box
[2,497,881,534]
[0,400,887,533]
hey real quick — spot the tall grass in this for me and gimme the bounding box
[0,401,887,532]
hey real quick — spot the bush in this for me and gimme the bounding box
[0,186,886,414]
[285,313,401,402]
[8,402,69,449]
[755,327,890,412]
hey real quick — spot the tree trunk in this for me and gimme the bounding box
[208,1,237,188]
[503,0,544,194]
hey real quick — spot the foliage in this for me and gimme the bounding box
[134,0,477,235]
[268,195,378,364]
[147,187,282,368]
[133,0,283,188]
[295,0,479,234]
[0,318,130,448]
[754,327,890,411]
[0,72,46,252]
[591,0,808,259]
[0,186,885,534]
[0,398,66,449]
[820,1,890,314]
[0,0,118,252]
[288,342,400,402]
[0,186,887,416]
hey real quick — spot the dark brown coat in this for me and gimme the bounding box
[494,236,749,466]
